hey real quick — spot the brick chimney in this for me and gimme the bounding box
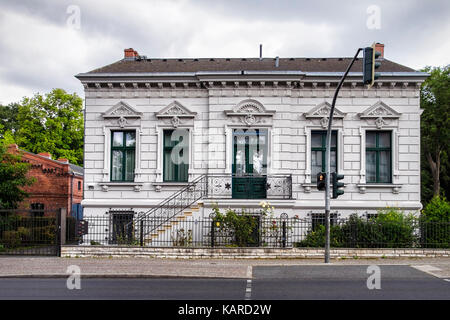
[38,152,52,159]
[57,158,69,164]
[8,144,19,152]
[124,48,138,60]
[375,43,384,59]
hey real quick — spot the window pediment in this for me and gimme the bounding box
[156,101,196,128]
[102,101,143,119]
[224,99,275,126]
[359,101,401,119]
[305,102,346,119]
[156,101,197,118]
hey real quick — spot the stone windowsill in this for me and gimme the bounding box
[357,184,402,194]
[152,182,191,192]
[98,182,144,192]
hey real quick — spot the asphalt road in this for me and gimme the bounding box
[0,265,448,300]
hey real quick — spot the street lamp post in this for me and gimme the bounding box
[324,48,363,263]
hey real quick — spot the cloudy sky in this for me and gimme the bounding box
[0,0,449,105]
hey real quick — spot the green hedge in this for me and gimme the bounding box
[295,210,417,248]
[420,196,450,248]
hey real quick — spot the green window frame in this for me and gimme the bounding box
[163,129,189,182]
[111,131,136,182]
[311,130,337,182]
[365,131,392,183]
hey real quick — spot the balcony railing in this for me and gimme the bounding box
[206,174,293,200]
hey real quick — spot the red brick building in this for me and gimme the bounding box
[8,144,84,217]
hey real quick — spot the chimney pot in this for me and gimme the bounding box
[375,43,384,58]
[124,48,139,59]
[38,152,52,159]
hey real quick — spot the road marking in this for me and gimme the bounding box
[444,279,450,282]
[412,265,442,272]
[245,268,252,300]
[411,265,444,279]
[246,266,253,278]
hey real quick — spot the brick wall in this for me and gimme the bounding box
[8,145,83,215]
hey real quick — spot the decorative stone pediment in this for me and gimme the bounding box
[102,101,143,128]
[304,102,346,119]
[358,101,401,119]
[156,101,197,118]
[224,99,275,126]
[156,101,196,128]
[103,101,143,119]
[358,101,401,129]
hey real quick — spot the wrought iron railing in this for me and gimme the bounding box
[206,174,292,200]
[126,174,208,243]
[125,174,293,243]
[75,214,450,249]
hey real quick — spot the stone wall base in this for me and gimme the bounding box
[61,246,450,259]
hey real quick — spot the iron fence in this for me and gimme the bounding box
[0,209,60,255]
[71,214,450,249]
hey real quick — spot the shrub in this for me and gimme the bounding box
[420,196,450,248]
[212,206,260,247]
[295,209,417,248]
[2,231,21,248]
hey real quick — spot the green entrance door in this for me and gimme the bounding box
[232,129,268,199]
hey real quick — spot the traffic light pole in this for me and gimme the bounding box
[324,48,362,263]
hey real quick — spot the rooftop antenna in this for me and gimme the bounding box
[259,44,263,60]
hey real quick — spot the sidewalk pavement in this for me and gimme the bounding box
[0,256,449,279]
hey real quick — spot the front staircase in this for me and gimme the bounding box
[144,202,203,245]
[126,173,292,246]
[128,175,208,246]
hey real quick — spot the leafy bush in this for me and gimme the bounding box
[295,209,417,248]
[2,231,21,248]
[420,196,450,248]
[212,206,260,247]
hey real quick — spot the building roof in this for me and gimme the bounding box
[83,57,417,74]
[69,163,84,176]
[8,144,84,176]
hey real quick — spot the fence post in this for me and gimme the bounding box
[57,208,67,256]
[211,220,215,248]
[140,220,144,247]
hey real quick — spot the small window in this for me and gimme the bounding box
[366,131,392,183]
[78,181,81,191]
[111,131,136,182]
[110,211,134,244]
[31,203,45,217]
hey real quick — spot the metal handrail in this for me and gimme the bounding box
[129,173,293,243]
[128,174,208,240]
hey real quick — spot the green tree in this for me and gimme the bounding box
[420,65,450,202]
[15,89,84,166]
[0,142,35,209]
[0,103,20,136]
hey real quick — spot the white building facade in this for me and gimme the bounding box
[76,47,428,228]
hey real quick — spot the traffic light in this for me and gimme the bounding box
[363,43,382,88]
[331,172,345,199]
[316,172,326,191]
